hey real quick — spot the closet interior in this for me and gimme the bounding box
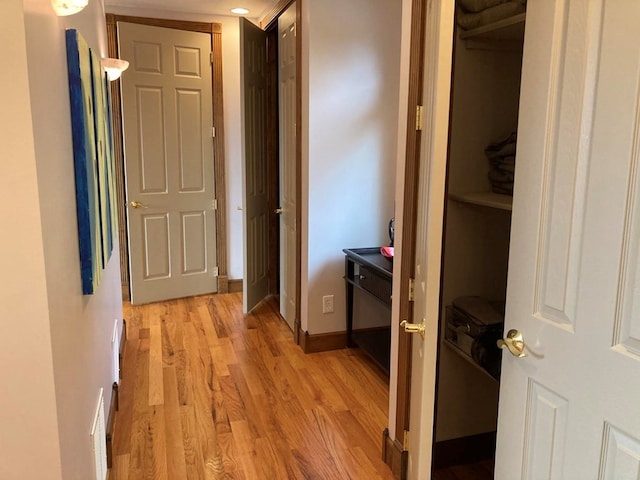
[432,2,526,474]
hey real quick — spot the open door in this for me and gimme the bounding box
[407,0,640,478]
[495,0,640,476]
[241,18,269,313]
[278,3,297,331]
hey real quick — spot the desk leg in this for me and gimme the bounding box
[345,257,354,348]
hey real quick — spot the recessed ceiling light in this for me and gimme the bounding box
[231,7,249,15]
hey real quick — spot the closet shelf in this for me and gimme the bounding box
[460,12,525,50]
[443,338,499,383]
[450,192,513,211]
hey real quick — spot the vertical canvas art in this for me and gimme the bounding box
[66,29,118,294]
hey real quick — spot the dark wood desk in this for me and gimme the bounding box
[343,248,393,374]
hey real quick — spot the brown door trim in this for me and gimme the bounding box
[105,14,229,297]
[294,0,302,344]
[259,0,295,29]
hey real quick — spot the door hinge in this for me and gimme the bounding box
[212,126,216,138]
[213,266,219,277]
[416,105,424,131]
[408,278,415,302]
[212,199,218,210]
[403,430,410,451]
[210,51,214,65]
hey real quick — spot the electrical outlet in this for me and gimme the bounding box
[322,295,334,314]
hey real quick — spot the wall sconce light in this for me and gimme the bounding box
[101,58,130,81]
[51,0,89,16]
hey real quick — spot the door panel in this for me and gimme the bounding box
[601,425,640,478]
[279,3,297,330]
[119,22,217,304]
[241,18,269,313]
[520,381,568,479]
[527,0,585,330]
[137,87,167,193]
[182,211,207,274]
[496,0,640,477]
[177,90,205,192]
[143,213,170,279]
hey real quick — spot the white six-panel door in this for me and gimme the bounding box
[278,3,297,331]
[496,0,640,477]
[119,22,217,305]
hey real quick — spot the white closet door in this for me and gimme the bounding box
[496,0,640,477]
[278,3,297,330]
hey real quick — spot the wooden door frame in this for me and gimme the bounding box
[106,14,229,298]
[260,1,303,344]
[383,0,428,477]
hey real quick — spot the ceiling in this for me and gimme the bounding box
[104,0,281,20]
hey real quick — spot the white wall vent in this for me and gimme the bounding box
[90,388,107,480]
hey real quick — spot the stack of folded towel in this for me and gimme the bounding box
[484,132,516,195]
[456,0,526,30]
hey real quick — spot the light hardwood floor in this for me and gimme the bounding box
[110,293,395,479]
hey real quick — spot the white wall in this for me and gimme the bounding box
[301,0,402,334]
[0,0,124,478]
[105,5,247,280]
[0,2,63,478]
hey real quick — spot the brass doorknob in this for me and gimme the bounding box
[497,329,527,357]
[400,319,426,340]
[129,200,148,209]
[274,207,283,214]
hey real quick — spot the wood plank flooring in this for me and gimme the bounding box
[110,293,395,479]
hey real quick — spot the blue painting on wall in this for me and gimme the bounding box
[66,29,118,295]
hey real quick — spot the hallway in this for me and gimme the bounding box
[110,293,395,479]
